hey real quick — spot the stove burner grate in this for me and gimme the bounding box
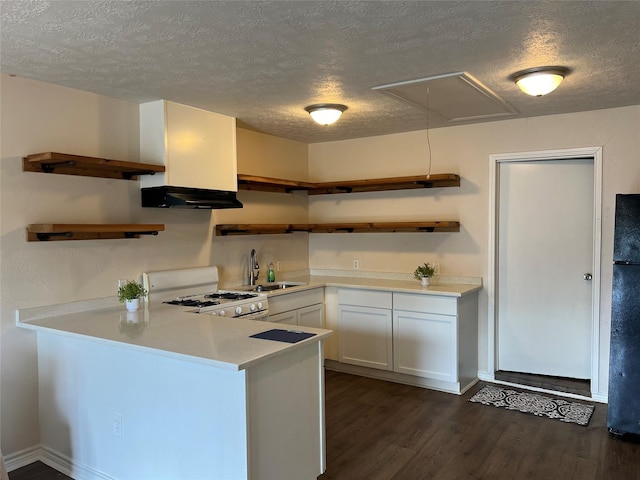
[164,299,220,308]
[205,292,257,301]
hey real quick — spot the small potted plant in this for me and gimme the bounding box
[413,262,436,287]
[117,280,148,312]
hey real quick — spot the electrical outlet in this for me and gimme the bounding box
[434,263,441,275]
[113,413,122,437]
[353,259,360,270]
[276,261,282,272]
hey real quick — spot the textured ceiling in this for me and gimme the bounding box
[1,1,639,143]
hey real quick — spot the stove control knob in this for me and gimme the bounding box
[235,306,243,315]
[218,310,226,317]
[250,303,256,311]
[257,301,264,310]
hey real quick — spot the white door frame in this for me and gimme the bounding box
[488,146,602,395]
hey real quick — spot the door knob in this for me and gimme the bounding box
[583,273,593,280]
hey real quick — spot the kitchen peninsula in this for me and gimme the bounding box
[17,301,332,480]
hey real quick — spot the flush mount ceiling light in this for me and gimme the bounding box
[304,103,348,125]
[510,66,570,97]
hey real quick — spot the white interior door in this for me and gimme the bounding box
[497,158,593,379]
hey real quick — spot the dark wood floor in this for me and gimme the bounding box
[9,371,640,480]
[8,461,70,480]
[318,371,639,480]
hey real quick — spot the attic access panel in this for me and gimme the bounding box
[373,72,517,123]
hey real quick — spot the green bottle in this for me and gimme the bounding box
[267,262,275,283]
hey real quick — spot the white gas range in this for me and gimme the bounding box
[143,266,268,320]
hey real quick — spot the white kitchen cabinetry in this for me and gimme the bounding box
[269,288,324,328]
[337,289,393,371]
[393,292,478,390]
[393,307,457,382]
[330,287,479,394]
[140,100,238,192]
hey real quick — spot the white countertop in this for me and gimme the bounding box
[17,272,478,372]
[232,274,482,299]
[17,301,332,371]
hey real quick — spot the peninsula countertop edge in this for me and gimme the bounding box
[17,301,332,371]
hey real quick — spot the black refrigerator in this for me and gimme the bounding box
[608,194,640,437]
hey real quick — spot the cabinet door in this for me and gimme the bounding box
[269,311,298,325]
[298,304,324,329]
[393,310,457,382]
[338,305,392,371]
[140,100,238,191]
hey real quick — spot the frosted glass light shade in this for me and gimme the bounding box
[305,103,348,125]
[511,67,569,97]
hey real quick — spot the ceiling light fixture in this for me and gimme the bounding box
[510,66,570,97]
[304,103,348,125]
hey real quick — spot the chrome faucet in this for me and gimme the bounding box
[249,249,260,286]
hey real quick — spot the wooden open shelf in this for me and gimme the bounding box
[216,221,460,236]
[237,174,314,193]
[23,152,165,180]
[237,173,460,194]
[308,174,460,194]
[27,224,165,242]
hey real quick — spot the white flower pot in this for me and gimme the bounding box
[420,277,430,287]
[125,298,140,312]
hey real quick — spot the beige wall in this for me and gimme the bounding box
[0,75,309,456]
[2,72,639,457]
[213,127,310,286]
[308,105,640,396]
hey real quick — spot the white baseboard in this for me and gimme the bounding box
[39,446,75,478]
[591,392,608,403]
[325,359,475,395]
[3,445,41,472]
[4,445,114,480]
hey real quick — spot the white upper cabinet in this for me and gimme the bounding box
[140,100,238,191]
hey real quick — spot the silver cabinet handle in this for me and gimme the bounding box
[583,273,593,280]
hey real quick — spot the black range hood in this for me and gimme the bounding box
[141,186,243,209]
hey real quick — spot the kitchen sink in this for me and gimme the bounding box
[252,281,306,292]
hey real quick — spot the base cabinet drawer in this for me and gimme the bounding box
[338,304,393,371]
[269,311,298,325]
[338,288,392,309]
[393,292,457,316]
[268,288,325,328]
[393,310,457,382]
[270,303,324,328]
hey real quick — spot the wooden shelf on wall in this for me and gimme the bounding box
[236,174,314,193]
[308,174,460,195]
[236,173,460,194]
[215,221,460,236]
[23,152,165,180]
[27,224,165,242]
